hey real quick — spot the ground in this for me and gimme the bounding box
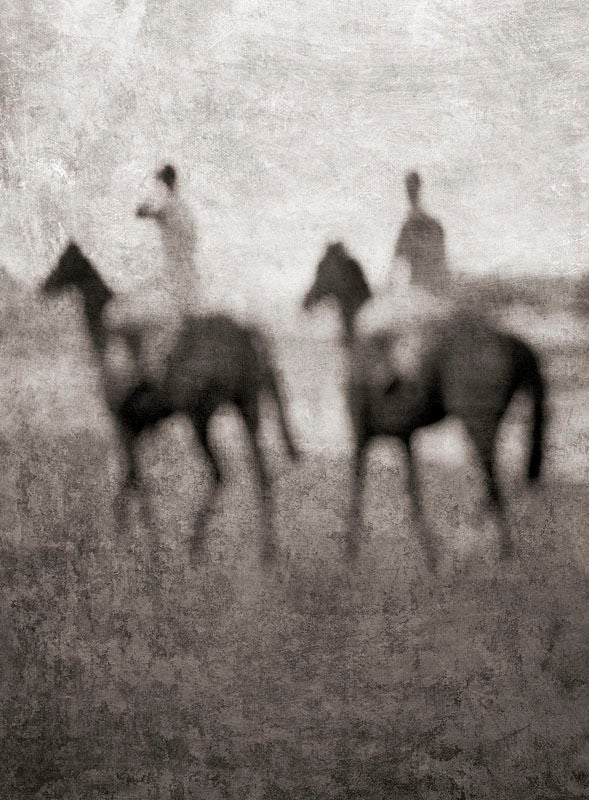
[0,314,588,799]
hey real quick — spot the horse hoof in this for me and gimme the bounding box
[193,509,210,536]
[187,529,207,560]
[345,535,360,562]
[499,543,514,561]
[113,503,130,538]
[261,535,278,565]
[191,530,206,548]
[425,552,438,575]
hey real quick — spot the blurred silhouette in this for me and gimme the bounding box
[135,163,198,313]
[303,242,371,345]
[304,241,546,571]
[393,171,450,295]
[355,171,453,391]
[576,271,589,315]
[42,242,299,558]
[105,163,198,386]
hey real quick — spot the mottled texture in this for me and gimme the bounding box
[1,305,589,797]
[1,1,588,797]
[1,1,587,329]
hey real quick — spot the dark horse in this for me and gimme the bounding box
[303,242,546,570]
[42,242,299,556]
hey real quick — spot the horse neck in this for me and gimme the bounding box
[77,273,112,356]
[339,292,369,347]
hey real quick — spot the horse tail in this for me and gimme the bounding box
[248,328,300,461]
[512,336,546,482]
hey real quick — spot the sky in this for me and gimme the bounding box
[1,0,587,327]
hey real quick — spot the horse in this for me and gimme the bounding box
[42,241,299,557]
[303,241,546,570]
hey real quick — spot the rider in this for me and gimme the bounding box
[384,171,453,391]
[393,170,449,295]
[136,163,198,314]
[104,163,199,393]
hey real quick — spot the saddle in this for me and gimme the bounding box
[355,285,455,393]
[356,327,433,393]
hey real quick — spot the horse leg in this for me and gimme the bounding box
[113,422,152,536]
[404,436,439,573]
[341,311,354,347]
[347,434,369,561]
[241,399,276,563]
[466,417,513,559]
[191,414,222,551]
[346,382,371,560]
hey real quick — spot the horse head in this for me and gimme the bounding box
[41,240,114,355]
[42,241,91,294]
[303,241,372,341]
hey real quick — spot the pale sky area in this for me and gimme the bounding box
[1,0,587,328]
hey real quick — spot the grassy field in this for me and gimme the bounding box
[1,314,588,799]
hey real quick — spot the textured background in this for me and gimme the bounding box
[1,1,589,798]
[1,0,588,325]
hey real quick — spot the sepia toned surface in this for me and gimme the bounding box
[1,1,588,798]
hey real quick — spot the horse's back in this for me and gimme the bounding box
[353,287,456,397]
[356,285,454,339]
[174,313,254,358]
[165,313,262,408]
[436,313,516,419]
[352,307,520,431]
